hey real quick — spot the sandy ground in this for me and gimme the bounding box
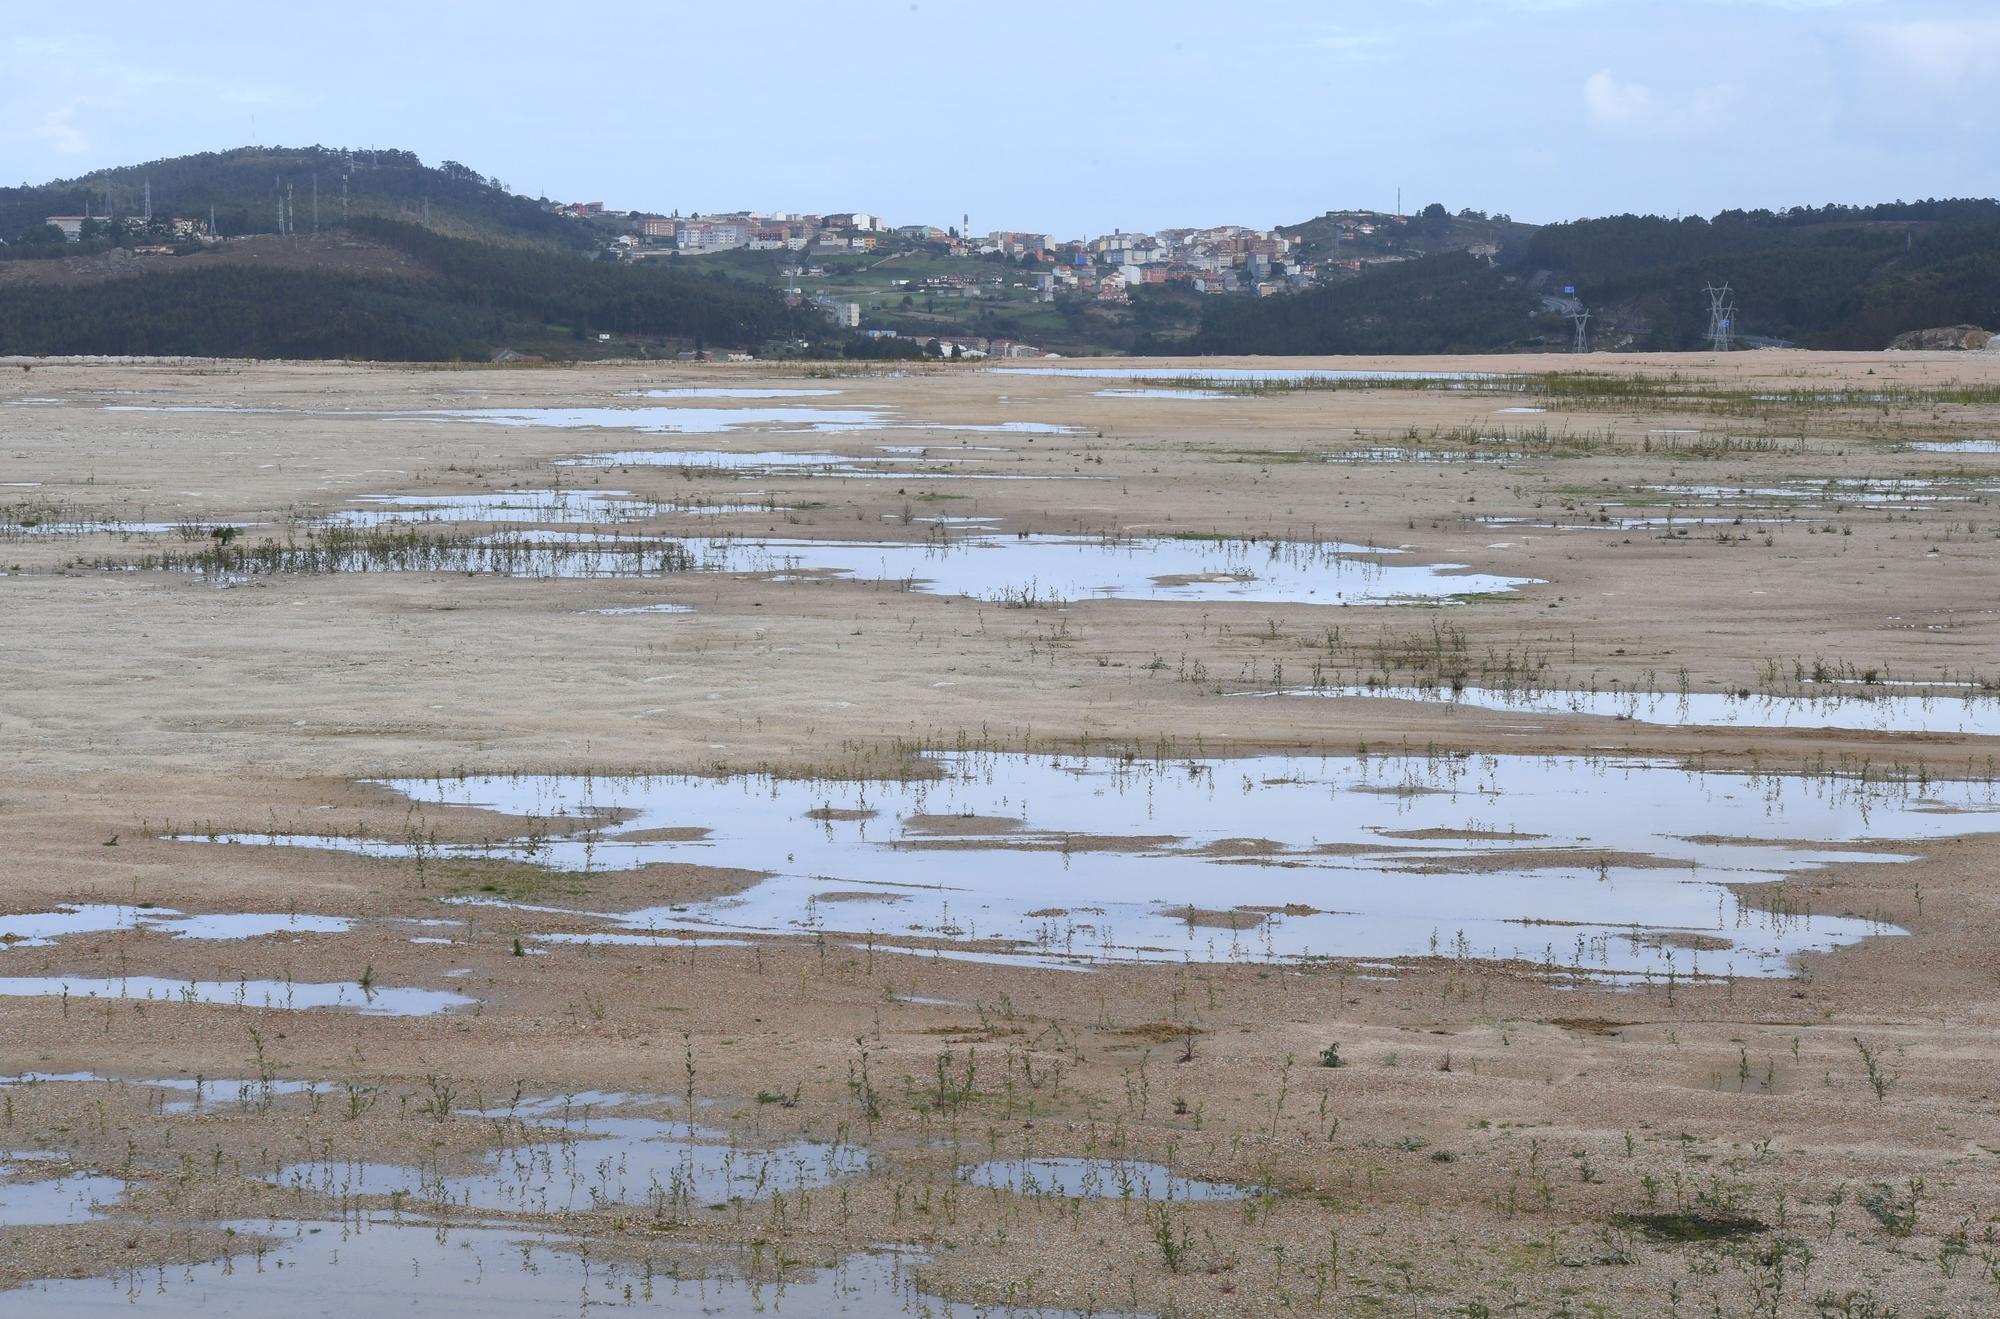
[3,352,2000,1315]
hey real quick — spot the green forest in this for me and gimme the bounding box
[0,219,814,359]
[0,146,578,249]
[1193,254,1550,355]
[1198,201,2000,354]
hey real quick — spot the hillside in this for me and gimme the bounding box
[5,147,1995,359]
[1198,200,2000,355]
[1514,202,2000,350]
[1193,252,1553,356]
[0,218,814,361]
[0,146,580,250]
[1280,206,1537,270]
[0,232,426,288]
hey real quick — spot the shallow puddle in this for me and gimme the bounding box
[586,603,694,616]
[6,1226,1108,1316]
[0,1072,383,1117]
[992,366,1496,384]
[1242,686,2000,736]
[561,447,900,473]
[965,1157,1252,1201]
[559,447,1062,479]
[0,905,350,948]
[101,398,1073,439]
[150,531,1528,604]
[645,534,1527,605]
[1479,514,1791,532]
[408,404,894,434]
[621,387,843,399]
[185,753,2000,977]
[398,406,1075,439]
[272,1109,866,1215]
[0,977,469,1016]
[1,505,217,539]
[1093,388,1231,400]
[329,491,671,528]
[0,1158,126,1226]
[1906,439,2000,454]
[1641,478,1994,507]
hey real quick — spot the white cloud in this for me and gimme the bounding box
[1860,18,2000,84]
[1583,70,1657,124]
[32,102,93,155]
[1312,29,1395,60]
[0,33,292,168]
[1583,69,1747,142]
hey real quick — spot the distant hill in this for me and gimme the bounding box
[1194,252,1548,356]
[7,149,1996,359]
[1198,199,2000,355]
[0,217,813,360]
[1280,206,1537,269]
[1515,201,2000,350]
[0,146,580,250]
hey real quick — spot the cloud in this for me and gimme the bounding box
[1583,69,1747,142]
[1312,29,1395,61]
[32,102,93,155]
[1583,70,1657,124]
[1859,18,2000,84]
[0,34,297,175]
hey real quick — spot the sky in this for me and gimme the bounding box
[2,0,1994,237]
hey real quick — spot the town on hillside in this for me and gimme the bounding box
[548,200,1460,358]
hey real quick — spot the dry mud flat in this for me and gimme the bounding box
[3,352,2000,1315]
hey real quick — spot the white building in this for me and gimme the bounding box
[675,219,749,252]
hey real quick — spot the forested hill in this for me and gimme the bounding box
[1516,202,2000,350]
[1193,254,1542,356]
[5,149,1996,359]
[1197,200,2000,355]
[0,146,579,249]
[0,219,811,361]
